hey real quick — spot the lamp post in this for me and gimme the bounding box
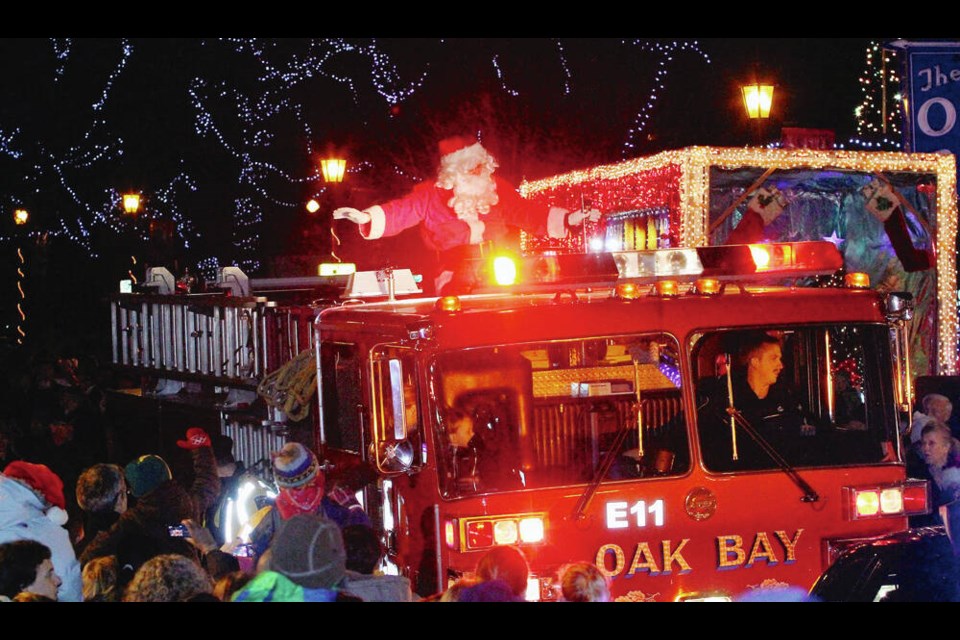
[741,82,775,146]
[316,156,348,267]
[120,191,144,285]
[12,208,29,344]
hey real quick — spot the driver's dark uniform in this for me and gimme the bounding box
[699,374,808,471]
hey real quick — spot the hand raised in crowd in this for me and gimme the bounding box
[181,518,219,555]
[176,427,212,450]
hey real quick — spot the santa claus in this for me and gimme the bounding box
[334,136,600,294]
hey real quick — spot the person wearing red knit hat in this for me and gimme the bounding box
[0,460,82,601]
[334,135,601,295]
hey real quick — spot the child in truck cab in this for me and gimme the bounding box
[443,405,522,494]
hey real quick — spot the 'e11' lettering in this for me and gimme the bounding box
[606,499,665,529]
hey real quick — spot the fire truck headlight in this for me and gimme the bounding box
[879,488,904,514]
[466,521,494,549]
[493,519,519,545]
[519,517,545,543]
[849,482,929,520]
[493,256,518,286]
[855,490,881,517]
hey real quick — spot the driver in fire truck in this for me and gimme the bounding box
[698,330,816,471]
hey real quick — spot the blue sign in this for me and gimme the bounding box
[892,40,960,153]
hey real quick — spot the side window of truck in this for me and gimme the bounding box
[319,342,362,453]
[693,324,896,472]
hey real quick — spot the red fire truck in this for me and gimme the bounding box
[108,240,929,601]
[308,240,929,602]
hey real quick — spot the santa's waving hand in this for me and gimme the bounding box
[333,207,371,225]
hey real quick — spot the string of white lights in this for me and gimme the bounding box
[92,40,133,112]
[621,40,712,155]
[51,38,71,80]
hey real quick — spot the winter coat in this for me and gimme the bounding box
[342,570,415,602]
[0,475,83,602]
[79,447,220,569]
[231,570,360,602]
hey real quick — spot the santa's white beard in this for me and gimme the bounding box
[447,173,499,219]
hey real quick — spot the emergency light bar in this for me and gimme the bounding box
[467,241,844,293]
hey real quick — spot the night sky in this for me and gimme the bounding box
[0,37,909,354]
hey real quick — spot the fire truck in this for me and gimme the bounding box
[106,146,956,601]
[314,242,934,602]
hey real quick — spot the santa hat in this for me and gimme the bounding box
[272,443,320,489]
[436,135,496,176]
[3,461,66,510]
[438,135,475,158]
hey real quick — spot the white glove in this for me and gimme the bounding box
[566,208,602,226]
[333,207,372,225]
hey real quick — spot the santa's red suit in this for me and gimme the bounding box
[358,174,568,253]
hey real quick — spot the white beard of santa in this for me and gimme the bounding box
[436,142,500,221]
[447,171,499,220]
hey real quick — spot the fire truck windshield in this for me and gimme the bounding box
[693,324,897,472]
[432,333,689,497]
[430,323,898,497]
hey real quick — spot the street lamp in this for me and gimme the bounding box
[123,192,141,216]
[741,82,775,145]
[13,208,28,225]
[741,83,774,119]
[319,158,346,184]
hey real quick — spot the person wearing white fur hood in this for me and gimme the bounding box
[0,461,83,602]
[334,135,601,296]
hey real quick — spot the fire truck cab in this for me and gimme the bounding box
[314,241,928,601]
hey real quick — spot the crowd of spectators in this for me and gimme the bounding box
[0,351,618,605]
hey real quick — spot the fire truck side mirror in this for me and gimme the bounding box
[883,291,914,322]
[375,439,415,474]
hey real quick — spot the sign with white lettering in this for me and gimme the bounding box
[891,40,960,154]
